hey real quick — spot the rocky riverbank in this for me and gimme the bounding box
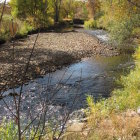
[0,29,119,92]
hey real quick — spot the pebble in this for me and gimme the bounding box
[30,87,36,92]
[126,110,138,117]
[0,30,118,91]
[137,106,140,115]
[67,122,85,132]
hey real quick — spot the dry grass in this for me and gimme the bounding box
[62,110,140,140]
[90,110,140,140]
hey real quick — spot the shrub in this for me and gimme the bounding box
[0,14,13,41]
[0,12,36,42]
[108,14,140,47]
[84,19,97,29]
[17,21,34,36]
[0,14,34,41]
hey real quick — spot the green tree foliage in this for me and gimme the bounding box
[109,14,140,46]
[86,0,140,46]
[0,0,88,41]
[99,0,140,46]
[61,0,77,19]
[10,0,88,26]
[60,0,88,20]
[10,0,51,27]
[87,0,100,19]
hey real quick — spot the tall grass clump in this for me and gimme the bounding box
[0,119,41,140]
[0,120,18,140]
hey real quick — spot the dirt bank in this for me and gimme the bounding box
[0,30,118,92]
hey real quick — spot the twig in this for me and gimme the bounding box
[127,0,140,8]
[2,98,17,119]
[57,69,83,140]
[17,31,40,140]
[0,0,6,26]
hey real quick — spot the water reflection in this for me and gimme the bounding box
[2,54,133,109]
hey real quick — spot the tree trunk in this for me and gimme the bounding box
[55,6,59,23]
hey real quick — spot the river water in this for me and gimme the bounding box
[0,30,134,124]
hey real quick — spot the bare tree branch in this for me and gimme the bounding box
[127,0,140,8]
[0,0,6,25]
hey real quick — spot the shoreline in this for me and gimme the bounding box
[0,29,119,93]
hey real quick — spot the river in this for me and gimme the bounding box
[0,29,134,127]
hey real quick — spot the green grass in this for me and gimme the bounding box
[0,120,18,140]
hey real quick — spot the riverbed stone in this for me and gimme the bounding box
[67,122,85,132]
[125,109,138,117]
[137,107,140,115]
[0,29,119,91]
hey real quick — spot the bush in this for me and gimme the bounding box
[108,14,140,47]
[17,21,34,36]
[95,16,108,29]
[0,13,36,42]
[0,14,34,41]
[109,20,134,46]
[0,14,13,41]
[84,19,97,29]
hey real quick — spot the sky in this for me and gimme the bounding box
[0,0,10,3]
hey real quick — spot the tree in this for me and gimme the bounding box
[10,0,49,27]
[61,0,75,19]
[99,0,140,46]
[87,0,100,19]
[52,0,62,23]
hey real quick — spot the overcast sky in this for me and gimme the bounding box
[0,0,10,3]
